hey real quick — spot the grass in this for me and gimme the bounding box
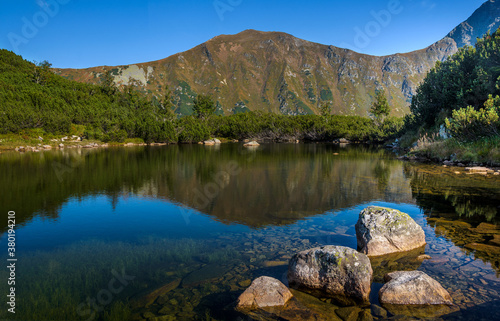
[409,135,500,165]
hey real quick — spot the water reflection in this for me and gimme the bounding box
[0,144,412,232]
[403,162,500,274]
[0,145,499,320]
[403,163,500,223]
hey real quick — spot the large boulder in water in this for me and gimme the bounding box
[379,271,453,305]
[288,246,373,306]
[379,271,455,318]
[236,276,293,309]
[355,207,426,257]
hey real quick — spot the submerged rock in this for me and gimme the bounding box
[181,264,230,288]
[131,278,181,308]
[287,245,372,305]
[236,276,293,309]
[355,207,426,257]
[379,271,453,305]
[369,245,426,283]
[465,166,495,174]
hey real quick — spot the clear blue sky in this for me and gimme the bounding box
[0,0,487,68]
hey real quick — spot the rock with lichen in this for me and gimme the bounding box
[288,245,372,306]
[355,207,426,257]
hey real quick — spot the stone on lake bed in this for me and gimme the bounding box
[489,235,500,246]
[379,271,453,306]
[465,166,495,173]
[181,264,230,287]
[236,276,293,309]
[355,207,426,257]
[263,260,288,267]
[369,245,426,283]
[288,245,372,306]
[131,278,181,308]
[464,243,500,255]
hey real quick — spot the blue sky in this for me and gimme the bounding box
[0,0,487,68]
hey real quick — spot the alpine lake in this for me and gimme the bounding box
[0,143,499,321]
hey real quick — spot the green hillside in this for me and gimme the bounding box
[0,49,176,143]
[0,49,403,145]
[403,29,500,164]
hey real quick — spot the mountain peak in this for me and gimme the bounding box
[207,29,298,44]
[446,0,500,47]
[54,1,500,117]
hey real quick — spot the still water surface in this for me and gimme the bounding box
[0,144,499,320]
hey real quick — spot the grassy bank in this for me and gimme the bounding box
[407,135,500,166]
[0,129,145,151]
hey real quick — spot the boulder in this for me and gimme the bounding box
[131,278,181,308]
[334,138,350,144]
[204,138,221,145]
[379,271,453,305]
[355,207,426,257]
[204,140,215,146]
[288,246,372,305]
[237,287,342,321]
[236,276,293,309]
[243,141,260,147]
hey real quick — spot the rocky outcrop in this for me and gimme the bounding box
[379,271,453,305]
[446,0,500,48]
[287,246,372,305]
[236,276,293,309]
[355,207,426,256]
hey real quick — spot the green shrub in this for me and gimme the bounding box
[445,95,500,141]
[177,116,210,143]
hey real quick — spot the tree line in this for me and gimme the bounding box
[0,49,402,144]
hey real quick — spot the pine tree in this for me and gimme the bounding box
[370,89,390,124]
[193,94,216,120]
[319,101,332,117]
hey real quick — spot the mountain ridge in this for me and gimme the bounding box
[54,0,500,117]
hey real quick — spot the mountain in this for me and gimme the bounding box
[54,1,500,117]
[446,0,500,47]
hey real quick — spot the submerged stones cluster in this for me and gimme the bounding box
[236,206,454,319]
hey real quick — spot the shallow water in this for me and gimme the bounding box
[0,144,498,320]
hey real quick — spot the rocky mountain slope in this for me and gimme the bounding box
[54,0,500,117]
[447,0,500,48]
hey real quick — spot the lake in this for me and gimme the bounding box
[0,143,499,321]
